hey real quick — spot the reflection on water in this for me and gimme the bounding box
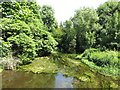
[2,71,74,88]
[55,73,74,88]
[2,70,119,88]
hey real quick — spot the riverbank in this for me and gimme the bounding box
[18,53,119,88]
[18,54,81,74]
[76,49,120,76]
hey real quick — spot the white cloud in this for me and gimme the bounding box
[37,0,109,23]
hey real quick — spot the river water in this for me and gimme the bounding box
[2,71,75,88]
[2,70,119,88]
[1,54,120,88]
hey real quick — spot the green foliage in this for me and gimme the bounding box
[41,5,58,32]
[1,1,42,22]
[80,48,119,67]
[88,51,119,67]
[34,30,58,56]
[1,18,31,41]
[27,18,58,56]
[0,37,11,57]
[80,48,99,58]
[97,1,120,50]
[71,8,101,53]
[1,1,58,65]
[60,20,76,53]
[8,33,37,64]
[1,17,58,64]
[60,0,120,53]
[52,28,64,43]
[77,48,120,75]
[1,0,120,76]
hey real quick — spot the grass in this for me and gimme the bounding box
[18,56,58,73]
[18,53,91,78]
[81,59,119,76]
[77,48,120,75]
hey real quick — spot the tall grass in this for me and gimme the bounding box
[77,48,120,75]
[89,51,119,67]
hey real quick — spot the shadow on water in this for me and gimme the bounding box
[2,71,74,88]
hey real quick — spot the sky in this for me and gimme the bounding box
[37,0,109,24]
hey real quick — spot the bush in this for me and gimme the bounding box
[1,18,58,64]
[8,33,37,64]
[80,48,119,68]
[77,48,120,75]
[80,48,99,59]
[0,37,11,57]
[28,18,58,56]
[1,18,32,41]
[35,30,58,56]
[89,51,119,67]
[1,3,58,66]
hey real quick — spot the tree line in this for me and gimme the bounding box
[0,0,119,64]
[60,1,120,53]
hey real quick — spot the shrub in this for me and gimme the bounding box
[80,48,119,68]
[77,48,120,75]
[28,18,58,56]
[35,30,58,56]
[80,48,99,59]
[8,33,37,64]
[1,18,31,41]
[89,51,119,67]
[0,37,11,57]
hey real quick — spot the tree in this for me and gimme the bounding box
[1,18,31,41]
[8,33,37,64]
[1,1,42,23]
[1,1,58,64]
[41,5,58,32]
[97,0,120,50]
[60,20,76,53]
[27,18,58,56]
[0,37,12,57]
[72,8,101,53]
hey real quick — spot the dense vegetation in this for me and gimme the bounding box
[76,48,119,75]
[0,0,119,75]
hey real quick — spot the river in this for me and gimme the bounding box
[2,54,120,88]
[2,70,119,88]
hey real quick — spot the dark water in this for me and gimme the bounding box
[2,71,74,88]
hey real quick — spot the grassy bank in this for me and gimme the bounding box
[76,49,120,75]
[18,53,80,74]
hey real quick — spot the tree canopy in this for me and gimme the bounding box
[1,0,119,65]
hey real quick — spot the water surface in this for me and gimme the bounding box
[2,71,74,88]
[2,70,119,88]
